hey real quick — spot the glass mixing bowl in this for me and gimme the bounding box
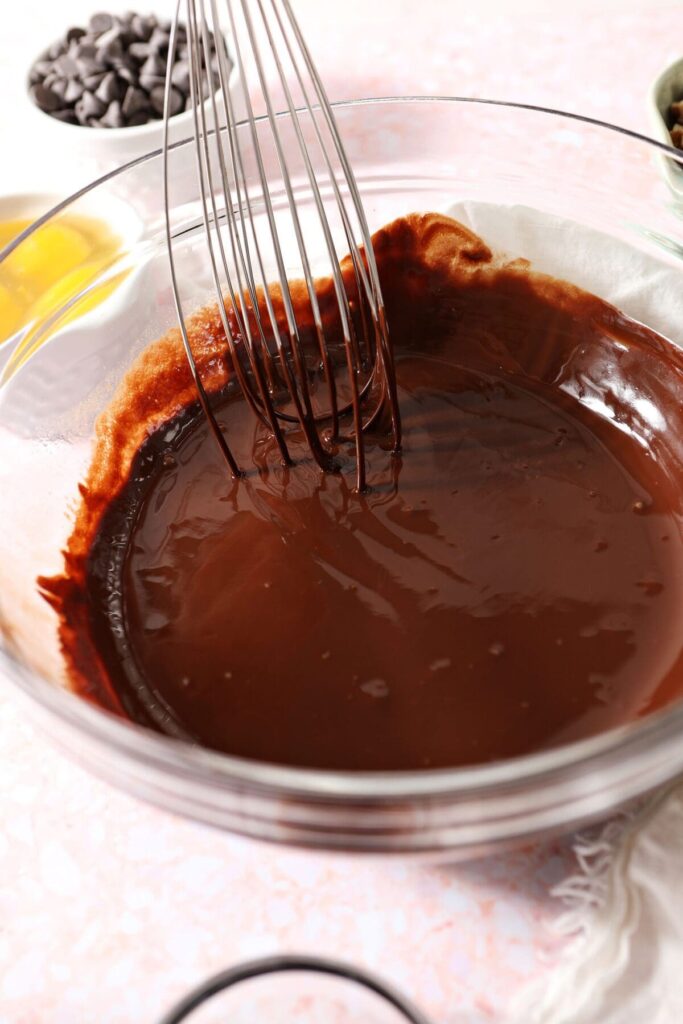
[2,98,683,858]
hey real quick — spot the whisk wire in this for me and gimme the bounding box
[263,0,388,441]
[163,0,402,491]
[280,0,402,449]
[209,0,289,406]
[191,0,292,465]
[251,0,372,485]
[162,0,242,478]
[226,0,341,472]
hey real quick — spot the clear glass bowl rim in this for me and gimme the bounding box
[3,95,683,810]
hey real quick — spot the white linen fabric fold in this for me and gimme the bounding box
[512,780,683,1024]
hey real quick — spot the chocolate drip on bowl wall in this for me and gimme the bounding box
[41,214,683,770]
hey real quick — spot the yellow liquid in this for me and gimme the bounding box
[0,213,125,365]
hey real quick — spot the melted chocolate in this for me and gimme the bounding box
[42,214,683,770]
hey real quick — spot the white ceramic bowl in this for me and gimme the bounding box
[648,55,683,194]
[24,36,245,178]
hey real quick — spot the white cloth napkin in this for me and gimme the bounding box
[443,202,683,1024]
[512,780,683,1024]
[446,200,683,348]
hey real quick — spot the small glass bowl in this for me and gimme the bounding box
[2,97,683,858]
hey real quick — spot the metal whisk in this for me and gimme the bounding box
[162,0,401,492]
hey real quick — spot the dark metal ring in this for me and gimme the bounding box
[157,953,433,1024]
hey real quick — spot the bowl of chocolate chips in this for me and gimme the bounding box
[26,10,242,172]
[2,97,683,858]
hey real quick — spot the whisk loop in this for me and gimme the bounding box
[162,0,401,491]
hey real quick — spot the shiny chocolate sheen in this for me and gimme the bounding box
[43,214,683,770]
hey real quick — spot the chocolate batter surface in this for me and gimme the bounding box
[43,213,683,770]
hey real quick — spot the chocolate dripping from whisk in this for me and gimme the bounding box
[164,0,402,491]
[223,261,402,493]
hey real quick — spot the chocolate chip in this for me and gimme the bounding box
[128,41,150,61]
[103,25,125,44]
[183,73,210,101]
[140,53,166,79]
[150,84,183,116]
[99,100,124,128]
[55,54,80,78]
[170,60,189,93]
[82,72,106,91]
[97,30,124,62]
[51,108,79,124]
[128,110,149,126]
[95,70,121,104]
[66,27,86,44]
[30,83,62,111]
[50,77,68,101]
[169,87,186,115]
[73,41,98,61]
[132,14,155,41]
[116,65,137,85]
[148,27,170,55]
[138,75,162,94]
[78,55,105,77]
[89,12,115,34]
[122,85,148,116]
[64,78,84,103]
[32,59,54,80]
[149,86,164,115]
[75,91,107,122]
[48,41,67,60]
[109,52,136,72]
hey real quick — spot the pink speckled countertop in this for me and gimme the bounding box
[0,3,679,1022]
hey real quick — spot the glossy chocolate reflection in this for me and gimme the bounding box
[42,213,683,770]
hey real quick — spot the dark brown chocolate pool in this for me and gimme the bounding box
[41,213,683,770]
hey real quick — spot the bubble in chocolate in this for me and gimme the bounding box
[360,679,390,699]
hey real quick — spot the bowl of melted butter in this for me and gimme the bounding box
[2,98,683,858]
